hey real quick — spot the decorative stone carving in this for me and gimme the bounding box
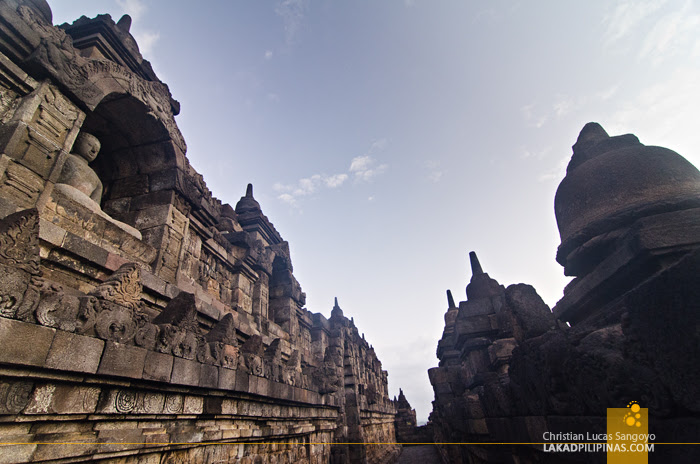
[163,393,184,414]
[0,209,42,321]
[264,338,283,381]
[89,263,142,310]
[239,334,264,376]
[0,380,34,414]
[133,313,158,350]
[115,390,137,413]
[152,292,200,359]
[152,291,197,330]
[95,303,137,343]
[198,313,238,366]
[0,208,40,276]
[34,281,81,331]
[283,350,302,386]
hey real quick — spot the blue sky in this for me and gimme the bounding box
[52,0,700,423]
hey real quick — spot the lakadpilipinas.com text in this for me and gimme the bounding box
[542,432,655,453]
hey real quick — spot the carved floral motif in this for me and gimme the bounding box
[89,263,142,309]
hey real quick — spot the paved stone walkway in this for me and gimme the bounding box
[397,445,442,464]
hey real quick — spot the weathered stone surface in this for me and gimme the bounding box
[97,341,147,379]
[142,349,174,382]
[0,317,54,366]
[0,4,400,463]
[45,330,104,373]
[555,122,700,277]
[426,124,700,464]
[171,357,201,386]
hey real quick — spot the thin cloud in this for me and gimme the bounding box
[520,146,551,161]
[538,156,569,183]
[597,85,619,101]
[116,0,145,21]
[278,193,297,207]
[349,138,389,182]
[637,2,700,66]
[553,95,575,118]
[265,50,274,60]
[602,0,670,47]
[275,140,388,208]
[116,0,159,56]
[275,0,309,47]
[608,67,700,165]
[325,174,348,188]
[520,103,548,128]
[274,173,348,208]
[133,31,159,55]
[425,160,444,183]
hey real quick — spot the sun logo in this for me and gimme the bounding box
[623,401,642,427]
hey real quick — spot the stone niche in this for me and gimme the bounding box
[0,1,402,463]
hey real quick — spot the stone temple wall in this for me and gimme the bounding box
[428,124,700,463]
[0,1,400,463]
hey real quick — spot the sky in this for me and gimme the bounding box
[50,0,700,424]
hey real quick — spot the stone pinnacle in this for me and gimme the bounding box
[446,289,456,309]
[246,183,253,197]
[469,251,484,276]
[117,14,131,32]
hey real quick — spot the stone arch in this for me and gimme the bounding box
[80,92,184,211]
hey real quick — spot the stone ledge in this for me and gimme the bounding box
[97,342,147,379]
[45,330,104,374]
[171,357,201,386]
[0,317,55,367]
[142,350,173,382]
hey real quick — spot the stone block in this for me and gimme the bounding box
[133,205,171,230]
[38,217,66,246]
[50,385,101,414]
[63,233,109,267]
[461,298,495,316]
[199,364,218,388]
[142,350,174,382]
[0,317,55,367]
[183,395,203,414]
[488,338,517,366]
[110,175,149,199]
[455,314,494,337]
[218,367,237,390]
[204,396,224,414]
[148,168,178,192]
[0,444,35,464]
[256,376,270,397]
[247,375,258,395]
[131,190,176,212]
[97,429,144,452]
[45,331,104,373]
[103,252,130,272]
[141,269,167,296]
[466,418,489,435]
[235,370,249,392]
[97,342,147,379]
[171,357,200,386]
